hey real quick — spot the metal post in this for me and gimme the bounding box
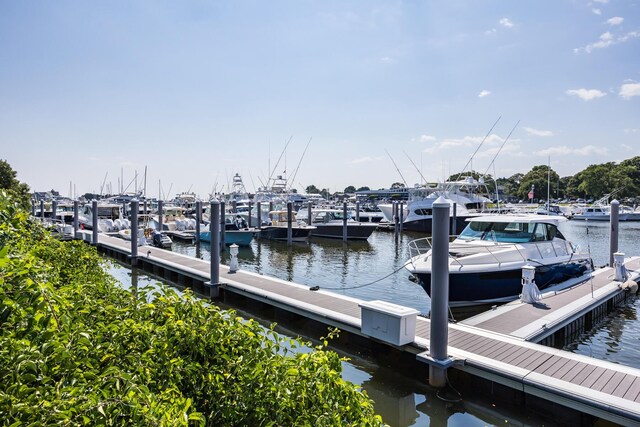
[220,201,226,249]
[307,203,312,226]
[393,202,399,237]
[195,201,202,244]
[248,201,253,228]
[256,202,262,230]
[287,201,293,244]
[610,200,619,267]
[452,203,457,236]
[399,201,404,233]
[40,200,45,220]
[355,201,360,222]
[158,200,164,232]
[342,201,348,242]
[269,201,273,213]
[91,200,98,245]
[73,200,79,239]
[231,200,237,213]
[208,201,220,298]
[429,196,450,388]
[51,200,57,222]
[130,200,139,266]
[31,199,35,216]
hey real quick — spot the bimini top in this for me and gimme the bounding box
[466,214,567,227]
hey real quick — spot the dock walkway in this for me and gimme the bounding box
[92,233,640,426]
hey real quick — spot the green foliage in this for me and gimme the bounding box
[0,160,30,211]
[518,165,560,201]
[0,192,384,426]
[343,185,356,194]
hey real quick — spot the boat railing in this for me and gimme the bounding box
[408,238,575,269]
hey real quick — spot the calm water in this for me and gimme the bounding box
[109,220,640,426]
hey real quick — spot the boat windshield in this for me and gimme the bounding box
[458,220,561,243]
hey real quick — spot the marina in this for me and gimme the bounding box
[80,208,640,426]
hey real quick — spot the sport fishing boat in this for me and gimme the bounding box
[257,210,316,242]
[404,214,594,309]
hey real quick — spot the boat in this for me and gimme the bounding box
[257,210,316,241]
[296,208,378,240]
[147,206,196,232]
[199,216,255,246]
[77,202,123,231]
[404,214,594,309]
[535,204,567,216]
[378,178,492,233]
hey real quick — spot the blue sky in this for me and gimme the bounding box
[1,1,638,198]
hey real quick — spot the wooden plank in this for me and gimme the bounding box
[580,366,607,388]
[531,355,565,375]
[541,357,573,377]
[509,348,544,369]
[478,341,515,360]
[449,332,485,349]
[611,375,636,399]
[465,337,510,357]
[623,377,640,401]
[498,346,529,364]
[590,369,617,392]
[564,363,598,383]
[601,371,629,395]
[552,359,582,380]
[520,352,555,371]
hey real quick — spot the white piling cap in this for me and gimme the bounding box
[433,195,450,207]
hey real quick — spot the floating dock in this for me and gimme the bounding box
[88,232,640,426]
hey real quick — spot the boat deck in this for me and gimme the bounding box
[91,232,640,426]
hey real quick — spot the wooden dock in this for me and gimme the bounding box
[89,232,640,426]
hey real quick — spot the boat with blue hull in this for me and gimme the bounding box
[199,217,255,246]
[404,215,594,309]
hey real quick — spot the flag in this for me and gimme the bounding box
[528,187,534,200]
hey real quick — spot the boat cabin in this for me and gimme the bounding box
[458,216,566,243]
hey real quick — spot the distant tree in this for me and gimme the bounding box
[518,165,559,202]
[0,159,30,210]
[390,182,405,189]
[305,185,320,194]
[320,188,330,199]
[343,185,356,194]
[356,186,370,192]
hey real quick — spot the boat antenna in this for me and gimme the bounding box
[268,135,294,185]
[450,115,501,191]
[403,150,428,185]
[385,150,408,188]
[287,137,313,192]
[99,172,108,196]
[144,165,147,199]
[481,119,519,178]
[547,155,551,210]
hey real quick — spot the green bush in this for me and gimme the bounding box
[0,191,385,426]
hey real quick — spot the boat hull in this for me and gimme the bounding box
[310,224,377,240]
[199,230,254,246]
[257,226,313,241]
[401,215,472,234]
[412,259,593,307]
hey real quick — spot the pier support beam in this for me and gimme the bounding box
[129,199,139,266]
[399,202,404,233]
[92,199,98,245]
[40,199,45,220]
[355,201,360,222]
[51,200,57,223]
[609,200,619,267]
[248,201,253,228]
[208,200,221,298]
[429,196,451,388]
[256,202,262,230]
[73,200,79,239]
[452,203,457,236]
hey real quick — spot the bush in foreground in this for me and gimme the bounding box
[0,192,385,426]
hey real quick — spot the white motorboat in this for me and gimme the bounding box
[404,214,594,308]
[257,210,316,241]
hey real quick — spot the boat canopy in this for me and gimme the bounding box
[459,215,567,244]
[465,214,567,226]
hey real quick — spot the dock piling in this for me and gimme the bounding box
[343,201,348,241]
[256,202,262,229]
[91,199,98,245]
[158,200,164,233]
[208,200,221,298]
[355,201,360,222]
[195,200,201,244]
[429,196,451,388]
[130,199,139,266]
[610,200,619,267]
[40,199,44,220]
[220,201,226,249]
[287,201,293,244]
[51,200,57,222]
[452,203,457,235]
[248,201,253,228]
[73,200,79,239]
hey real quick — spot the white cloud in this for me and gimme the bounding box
[485,28,497,35]
[499,18,514,28]
[351,156,373,164]
[565,88,607,100]
[593,0,609,3]
[535,145,608,157]
[478,90,491,98]
[592,8,602,15]
[524,127,553,137]
[607,17,624,26]
[424,134,504,154]
[575,31,640,53]
[620,83,640,99]
[380,56,393,63]
[621,143,633,150]
[624,128,640,133]
[418,135,436,142]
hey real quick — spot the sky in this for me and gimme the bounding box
[1,1,639,199]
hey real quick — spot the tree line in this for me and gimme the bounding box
[303,156,640,203]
